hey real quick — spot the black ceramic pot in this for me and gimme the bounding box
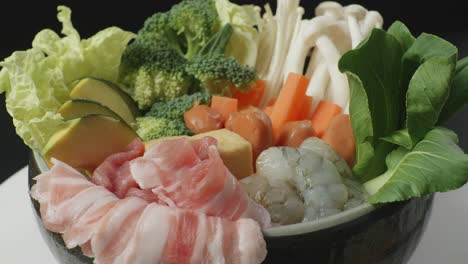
[29,151,434,264]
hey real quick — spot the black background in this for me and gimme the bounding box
[0,0,467,182]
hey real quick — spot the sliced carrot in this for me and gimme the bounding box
[263,106,274,116]
[267,98,277,107]
[233,80,266,108]
[310,100,342,138]
[296,96,314,121]
[211,96,238,123]
[270,73,310,137]
[322,114,355,166]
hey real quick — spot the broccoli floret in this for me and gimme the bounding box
[169,0,220,60]
[186,54,257,95]
[118,1,256,110]
[119,40,193,110]
[137,12,184,56]
[145,91,211,120]
[140,92,211,141]
[185,24,257,95]
[136,116,191,141]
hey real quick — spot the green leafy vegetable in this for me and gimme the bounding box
[381,129,412,149]
[405,57,454,145]
[439,57,468,122]
[365,127,468,203]
[401,34,457,92]
[215,0,259,67]
[339,29,404,181]
[387,35,457,148]
[387,21,415,52]
[0,6,135,151]
[340,21,468,202]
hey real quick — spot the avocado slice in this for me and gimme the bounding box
[58,99,121,120]
[69,78,139,127]
[42,114,139,173]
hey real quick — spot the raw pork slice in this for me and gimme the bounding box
[91,138,160,203]
[32,160,267,264]
[91,138,145,195]
[129,137,271,228]
[91,202,267,264]
[31,160,119,252]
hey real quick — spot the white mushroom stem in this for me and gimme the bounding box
[282,16,339,85]
[315,1,344,19]
[260,0,304,107]
[306,2,349,111]
[343,5,368,48]
[315,36,349,107]
[307,62,330,111]
[344,101,350,115]
[256,4,277,79]
[360,11,384,36]
[305,48,322,78]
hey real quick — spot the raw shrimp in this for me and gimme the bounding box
[300,137,352,178]
[241,174,304,225]
[294,149,350,221]
[241,137,366,225]
[300,137,367,210]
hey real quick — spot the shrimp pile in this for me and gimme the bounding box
[241,137,366,225]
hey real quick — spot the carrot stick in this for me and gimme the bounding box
[267,98,277,107]
[310,100,342,138]
[296,96,313,121]
[211,96,238,123]
[322,114,355,166]
[270,73,310,137]
[263,106,274,116]
[233,80,266,108]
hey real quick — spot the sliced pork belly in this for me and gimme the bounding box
[111,203,267,264]
[129,137,271,228]
[91,138,145,195]
[91,197,148,264]
[31,160,119,251]
[32,160,267,264]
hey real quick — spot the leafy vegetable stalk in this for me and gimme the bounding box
[365,128,468,203]
[339,21,468,203]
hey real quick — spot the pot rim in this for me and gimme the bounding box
[31,151,377,238]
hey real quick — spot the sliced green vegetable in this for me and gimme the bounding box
[58,99,121,121]
[69,78,139,127]
[365,127,468,203]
